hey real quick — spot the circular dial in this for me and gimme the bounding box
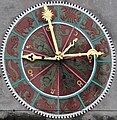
[22,23,95,98]
[0,1,116,119]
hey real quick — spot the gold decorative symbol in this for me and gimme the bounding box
[88,55,93,63]
[51,89,55,95]
[26,45,33,49]
[46,26,50,31]
[28,69,34,77]
[77,80,84,88]
[74,31,79,36]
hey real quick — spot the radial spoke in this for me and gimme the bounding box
[57,65,60,96]
[97,60,111,63]
[77,13,85,27]
[57,65,60,114]
[92,34,105,42]
[91,80,105,89]
[30,63,54,82]
[57,6,61,21]
[31,93,40,106]
[12,31,25,40]
[31,12,40,26]
[4,57,20,60]
[62,63,86,84]
[23,49,48,57]
[77,94,86,108]
[12,78,25,86]
[42,26,55,53]
[62,27,75,52]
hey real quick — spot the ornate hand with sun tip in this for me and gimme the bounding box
[42,5,61,56]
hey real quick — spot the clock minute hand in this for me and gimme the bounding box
[42,5,60,55]
[63,49,104,62]
[22,53,60,62]
[61,38,78,56]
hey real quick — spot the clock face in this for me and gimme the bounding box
[0,1,116,119]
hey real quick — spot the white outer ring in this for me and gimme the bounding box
[0,1,116,119]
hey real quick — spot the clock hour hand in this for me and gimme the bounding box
[61,38,78,56]
[63,49,104,62]
[22,53,62,62]
[42,5,60,55]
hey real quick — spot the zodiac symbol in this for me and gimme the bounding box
[46,26,50,31]
[26,45,33,49]
[51,89,55,95]
[28,69,34,77]
[88,55,93,63]
[77,80,84,88]
[74,31,79,36]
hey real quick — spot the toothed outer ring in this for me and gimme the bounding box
[0,1,116,119]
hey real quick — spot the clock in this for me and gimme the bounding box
[0,1,116,119]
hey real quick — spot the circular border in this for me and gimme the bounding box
[21,22,96,99]
[0,1,116,119]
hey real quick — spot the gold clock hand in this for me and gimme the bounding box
[61,38,78,56]
[42,5,60,55]
[22,53,62,62]
[63,49,104,62]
